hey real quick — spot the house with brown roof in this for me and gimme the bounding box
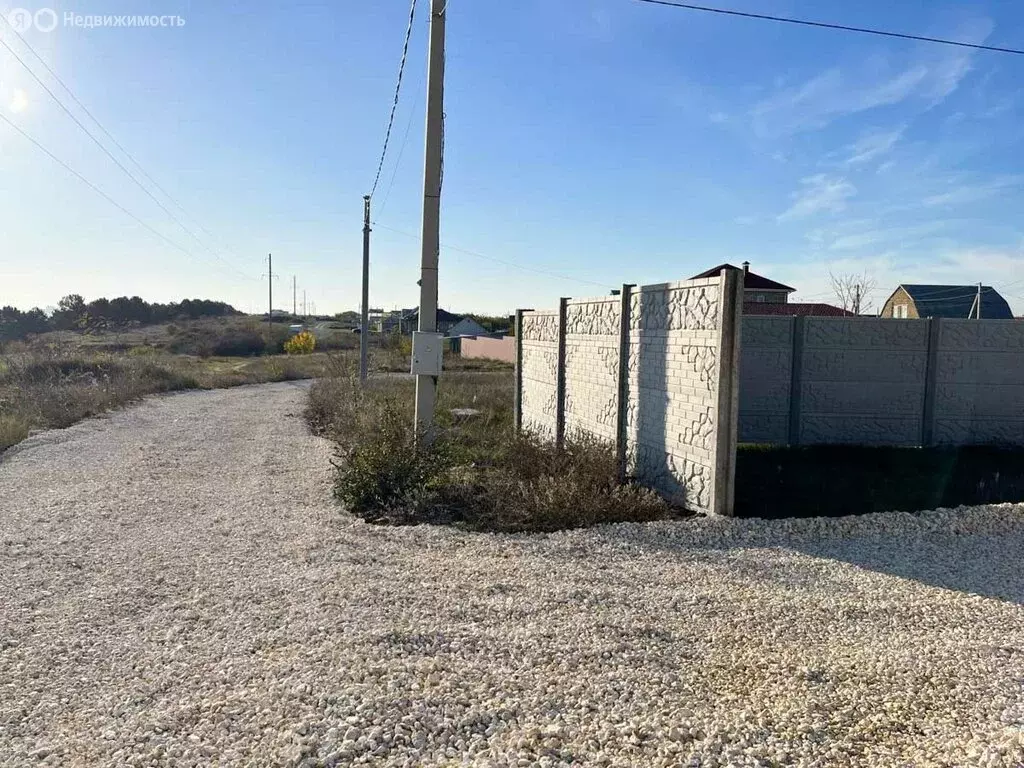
[691,262,794,304]
[690,262,852,317]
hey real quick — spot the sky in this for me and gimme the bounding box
[1,0,1023,316]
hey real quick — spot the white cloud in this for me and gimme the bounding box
[752,66,929,136]
[749,19,991,137]
[844,127,904,166]
[778,175,856,221]
[923,176,1024,207]
[826,221,949,251]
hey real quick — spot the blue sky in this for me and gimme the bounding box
[1,0,1023,316]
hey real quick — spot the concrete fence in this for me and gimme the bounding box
[516,271,744,515]
[740,316,1024,446]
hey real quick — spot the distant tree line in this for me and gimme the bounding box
[0,294,241,342]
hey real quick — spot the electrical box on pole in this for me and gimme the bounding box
[411,331,443,376]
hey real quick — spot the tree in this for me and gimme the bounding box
[830,271,877,316]
[53,294,87,330]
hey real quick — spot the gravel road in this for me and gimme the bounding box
[1,382,1023,767]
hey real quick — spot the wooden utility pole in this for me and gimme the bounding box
[414,0,446,438]
[361,195,371,383]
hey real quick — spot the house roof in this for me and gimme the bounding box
[896,284,1013,319]
[401,307,464,322]
[690,263,795,292]
[743,302,854,317]
[445,317,489,337]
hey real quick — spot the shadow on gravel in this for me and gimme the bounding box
[787,529,1024,606]
[577,510,1024,606]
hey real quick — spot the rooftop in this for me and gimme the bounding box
[898,284,1013,320]
[691,263,795,292]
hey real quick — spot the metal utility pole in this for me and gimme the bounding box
[360,195,371,383]
[969,282,983,319]
[414,0,446,438]
[292,275,297,317]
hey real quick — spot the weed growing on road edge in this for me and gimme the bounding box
[306,364,675,532]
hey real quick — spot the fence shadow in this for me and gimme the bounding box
[578,508,1024,606]
[786,520,1024,605]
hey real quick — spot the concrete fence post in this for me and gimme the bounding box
[787,315,806,446]
[555,297,569,449]
[713,268,743,516]
[513,309,527,434]
[615,284,635,481]
[921,317,941,447]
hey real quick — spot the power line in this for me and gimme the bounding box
[372,221,611,289]
[1,12,250,271]
[377,87,421,217]
[368,0,418,198]
[909,285,999,300]
[0,19,254,281]
[633,0,1024,56]
[0,112,242,280]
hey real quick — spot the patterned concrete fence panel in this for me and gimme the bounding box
[518,311,559,437]
[933,320,1024,445]
[517,271,744,515]
[564,296,621,443]
[738,316,1024,447]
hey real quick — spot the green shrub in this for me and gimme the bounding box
[332,396,453,522]
[211,330,268,357]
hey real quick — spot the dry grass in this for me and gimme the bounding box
[306,363,673,532]
[0,345,339,453]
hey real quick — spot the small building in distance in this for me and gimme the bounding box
[880,285,1013,319]
[445,316,489,338]
[391,307,464,335]
[691,262,795,304]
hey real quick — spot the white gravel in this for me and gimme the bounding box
[1,381,1023,767]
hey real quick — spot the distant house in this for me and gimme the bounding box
[445,317,488,338]
[691,262,795,304]
[386,307,464,335]
[743,302,853,317]
[378,308,415,334]
[880,285,1013,319]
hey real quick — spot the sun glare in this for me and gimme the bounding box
[10,88,29,114]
